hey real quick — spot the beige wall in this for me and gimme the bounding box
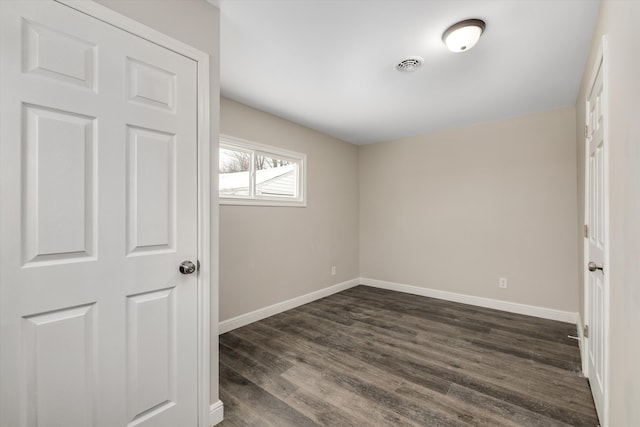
[219,98,359,321]
[576,1,640,425]
[94,0,222,405]
[360,107,578,312]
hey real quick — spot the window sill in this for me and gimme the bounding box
[219,198,307,207]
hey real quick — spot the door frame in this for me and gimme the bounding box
[55,1,213,425]
[583,34,609,427]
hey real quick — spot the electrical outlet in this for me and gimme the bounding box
[499,277,508,288]
[331,266,336,276]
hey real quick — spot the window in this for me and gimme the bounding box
[219,135,306,206]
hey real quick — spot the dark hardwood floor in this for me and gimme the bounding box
[219,285,599,426]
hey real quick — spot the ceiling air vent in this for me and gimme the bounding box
[396,56,424,72]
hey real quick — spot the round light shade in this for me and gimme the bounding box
[443,19,485,52]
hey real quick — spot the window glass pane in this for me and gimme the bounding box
[219,136,305,206]
[219,147,250,196]
[255,154,296,197]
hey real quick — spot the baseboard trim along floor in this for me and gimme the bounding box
[218,279,360,334]
[360,278,578,324]
[218,277,578,336]
[209,400,224,426]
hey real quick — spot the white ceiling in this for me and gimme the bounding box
[213,0,600,145]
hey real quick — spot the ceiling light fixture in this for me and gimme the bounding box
[442,19,486,52]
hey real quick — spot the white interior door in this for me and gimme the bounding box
[585,52,607,423]
[0,2,199,426]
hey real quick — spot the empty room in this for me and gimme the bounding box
[1,1,639,427]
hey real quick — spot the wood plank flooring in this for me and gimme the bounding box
[219,286,599,426]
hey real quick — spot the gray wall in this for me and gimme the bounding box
[359,107,579,312]
[576,1,640,425]
[94,0,221,406]
[219,97,359,321]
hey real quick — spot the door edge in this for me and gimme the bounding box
[582,33,610,427]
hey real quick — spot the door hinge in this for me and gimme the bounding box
[584,224,590,238]
[583,324,589,338]
[585,124,588,138]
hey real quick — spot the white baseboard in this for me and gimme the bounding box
[218,277,577,334]
[209,400,224,426]
[218,278,360,334]
[360,277,578,324]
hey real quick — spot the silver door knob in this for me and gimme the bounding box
[588,261,604,272]
[179,260,197,275]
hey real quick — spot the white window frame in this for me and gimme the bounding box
[219,134,307,207]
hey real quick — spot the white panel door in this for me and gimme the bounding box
[0,2,199,426]
[585,55,607,422]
